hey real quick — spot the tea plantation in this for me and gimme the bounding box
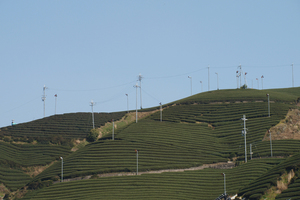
[0,87,299,199]
[0,141,71,191]
[23,159,283,200]
[238,152,300,200]
[0,112,126,144]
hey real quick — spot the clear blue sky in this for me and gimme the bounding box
[1,0,299,128]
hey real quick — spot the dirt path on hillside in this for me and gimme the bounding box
[54,162,235,184]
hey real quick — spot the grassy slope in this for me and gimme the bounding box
[0,87,296,198]
[33,101,291,182]
[0,112,126,192]
[23,159,283,200]
[0,142,71,191]
[173,87,300,105]
[238,152,300,200]
[0,112,126,142]
[20,87,300,199]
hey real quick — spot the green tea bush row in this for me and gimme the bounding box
[22,159,283,200]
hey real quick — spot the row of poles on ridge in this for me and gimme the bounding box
[40,63,295,125]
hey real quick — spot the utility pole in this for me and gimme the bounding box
[215,72,219,90]
[159,102,162,122]
[250,144,253,160]
[268,130,273,157]
[135,149,139,175]
[238,64,242,88]
[125,94,129,113]
[256,78,259,89]
[60,157,63,182]
[54,94,57,115]
[112,119,114,140]
[244,72,248,88]
[208,65,210,91]
[292,63,294,87]
[241,115,248,163]
[138,74,143,109]
[42,85,47,118]
[90,100,95,129]
[261,75,264,90]
[267,94,270,117]
[222,173,226,196]
[133,83,140,123]
[236,71,239,89]
[188,76,192,95]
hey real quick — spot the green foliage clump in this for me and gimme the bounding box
[86,129,99,142]
[3,137,11,143]
[28,179,53,190]
[249,193,262,200]
[240,84,248,89]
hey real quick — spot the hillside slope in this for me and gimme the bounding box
[1,87,299,199]
[24,88,300,197]
[0,112,126,145]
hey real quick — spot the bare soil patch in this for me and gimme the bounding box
[263,109,300,141]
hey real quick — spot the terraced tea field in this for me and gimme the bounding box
[239,152,300,199]
[0,142,71,191]
[32,90,299,185]
[0,112,126,144]
[0,167,31,191]
[23,159,283,200]
[0,87,299,199]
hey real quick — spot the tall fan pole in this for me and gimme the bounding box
[138,74,143,109]
[90,100,95,129]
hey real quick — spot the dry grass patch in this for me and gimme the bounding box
[261,169,295,200]
[98,110,159,138]
[263,109,300,141]
[22,161,56,177]
[71,139,88,152]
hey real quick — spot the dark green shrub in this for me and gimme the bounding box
[249,193,262,200]
[28,179,53,190]
[27,137,34,143]
[241,84,248,89]
[229,152,237,159]
[3,137,11,143]
[90,174,98,179]
[12,136,19,142]
[86,129,99,142]
[51,176,59,181]
[19,136,28,142]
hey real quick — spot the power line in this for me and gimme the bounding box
[146,67,207,79]
[3,97,40,113]
[141,88,161,103]
[145,64,297,80]
[50,81,136,92]
[243,64,290,68]
[94,89,134,105]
